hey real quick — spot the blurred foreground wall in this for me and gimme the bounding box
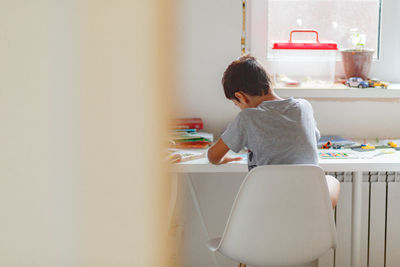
[0,0,176,266]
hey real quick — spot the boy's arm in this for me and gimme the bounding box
[207,138,242,165]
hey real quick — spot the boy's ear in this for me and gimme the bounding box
[234,92,249,103]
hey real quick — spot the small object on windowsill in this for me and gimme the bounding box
[336,77,347,85]
[345,77,369,88]
[276,75,345,89]
[275,74,300,87]
[341,29,374,80]
[285,80,300,87]
[367,78,389,89]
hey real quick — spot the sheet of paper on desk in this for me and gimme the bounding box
[360,148,396,159]
[167,149,206,163]
[180,151,206,162]
[318,148,399,159]
[237,153,248,163]
[319,149,358,159]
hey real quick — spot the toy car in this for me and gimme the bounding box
[346,77,369,88]
[367,78,389,88]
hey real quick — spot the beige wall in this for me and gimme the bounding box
[0,1,174,266]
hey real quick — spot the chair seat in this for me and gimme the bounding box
[206,237,221,252]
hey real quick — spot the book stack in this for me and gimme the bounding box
[170,118,213,149]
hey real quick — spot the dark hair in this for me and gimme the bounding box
[222,54,272,101]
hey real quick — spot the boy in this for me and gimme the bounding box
[207,55,340,207]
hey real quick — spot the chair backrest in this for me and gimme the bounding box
[217,165,337,267]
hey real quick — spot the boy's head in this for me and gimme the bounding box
[222,54,272,109]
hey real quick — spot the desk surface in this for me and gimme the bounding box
[173,149,400,173]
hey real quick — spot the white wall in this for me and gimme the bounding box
[176,0,242,137]
[176,3,400,266]
[177,0,400,139]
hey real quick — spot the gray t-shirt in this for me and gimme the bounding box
[221,98,320,170]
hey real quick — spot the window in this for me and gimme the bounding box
[246,0,400,83]
[267,0,381,59]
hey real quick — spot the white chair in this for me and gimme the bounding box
[207,165,337,267]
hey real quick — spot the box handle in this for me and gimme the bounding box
[289,30,320,43]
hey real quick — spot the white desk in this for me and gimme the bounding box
[174,150,400,173]
[172,150,400,267]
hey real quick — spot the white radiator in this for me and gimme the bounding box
[318,172,400,267]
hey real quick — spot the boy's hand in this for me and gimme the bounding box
[208,138,242,165]
[217,156,243,165]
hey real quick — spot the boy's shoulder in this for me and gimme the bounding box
[272,97,313,110]
[295,98,314,112]
[237,98,313,120]
[248,97,310,112]
[294,97,311,106]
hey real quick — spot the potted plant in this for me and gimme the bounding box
[341,29,374,80]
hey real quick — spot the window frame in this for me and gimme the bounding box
[245,0,400,83]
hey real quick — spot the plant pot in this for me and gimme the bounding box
[341,49,374,80]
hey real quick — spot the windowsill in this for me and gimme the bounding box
[275,83,400,99]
